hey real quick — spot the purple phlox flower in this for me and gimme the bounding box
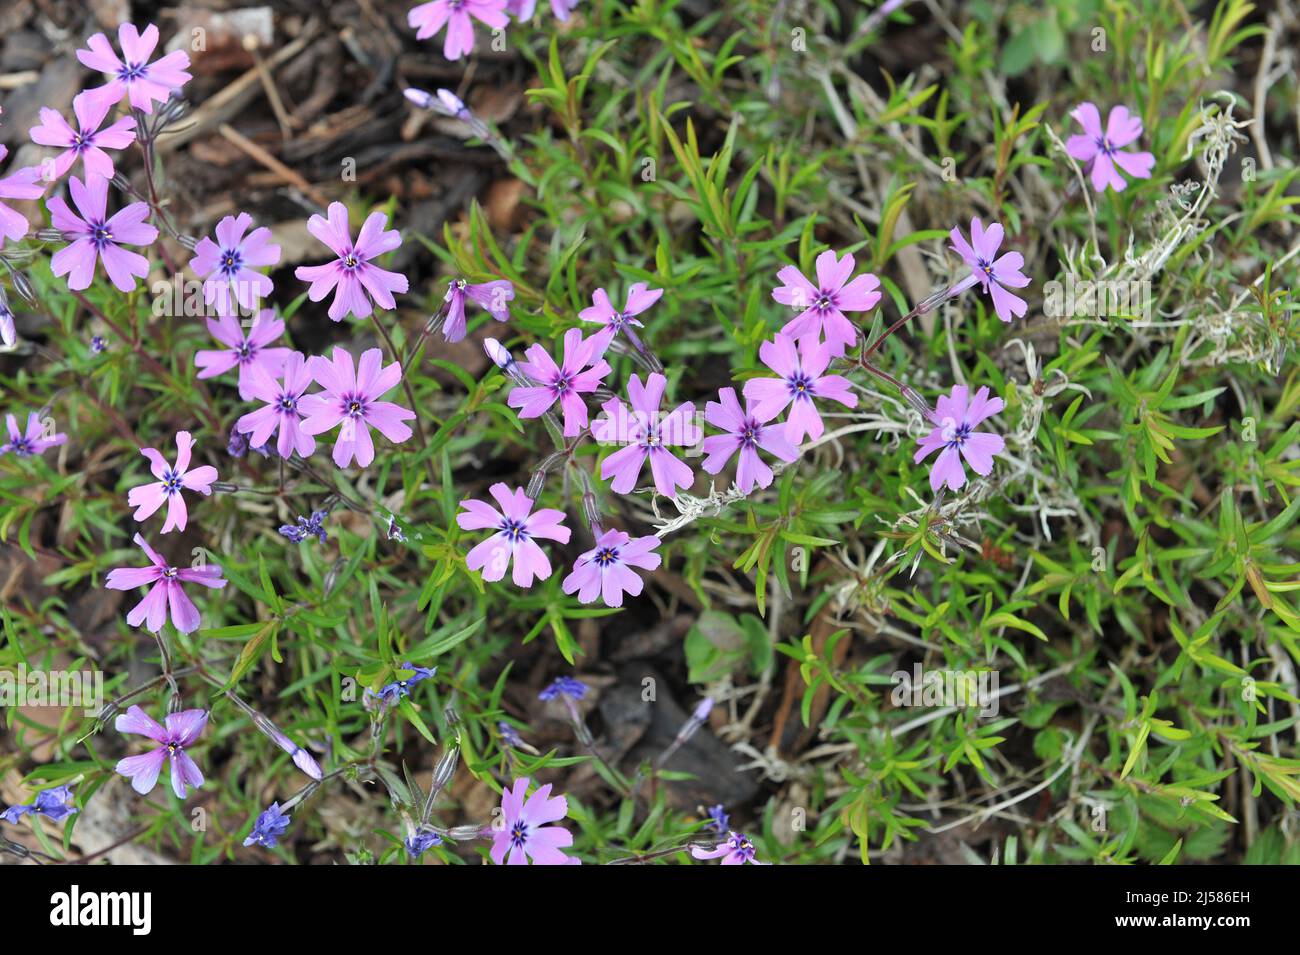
[0,299,14,348]
[256,720,323,780]
[561,527,661,608]
[227,425,270,459]
[90,334,107,354]
[405,825,443,859]
[578,282,662,347]
[442,277,514,342]
[913,384,1006,492]
[456,482,571,587]
[236,350,317,459]
[507,0,580,21]
[0,146,47,244]
[491,777,579,865]
[743,333,857,445]
[196,310,291,400]
[279,510,329,545]
[47,174,157,292]
[299,346,417,468]
[403,87,469,119]
[692,830,765,865]
[700,386,799,494]
[76,22,193,115]
[189,212,281,313]
[126,430,218,534]
[386,514,407,542]
[243,802,291,848]
[594,372,699,497]
[1066,102,1155,194]
[113,705,208,798]
[28,91,136,182]
[706,804,729,834]
[294,202,408,322]
[507,327,611,437]
[2,412,67,458]
[408,0,511,61]
[538,676,588,702]
[0,785,79,825]
[948,218,1029,323]
[376,662,437,708]
[104,533,227,634]
[772,250,881,356]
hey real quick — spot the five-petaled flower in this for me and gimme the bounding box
[743,333,857,445]
[913,384,1006,492]
[126,430,218,533]
[772,250,881,356]
[105,533,228,634]
[442,277,513,342]
[1065,103,1155,194]
[76,22,192,114]
[189,212,281,313]
[700,386,799,494]
[244,803,291,848]
[579,282,662,350]
[114,705,207,798]
[299,346,417,468]
[0,145,46,245]
[0,785,78,825]
[47,174,157,292]
[294,202,408,322]
[490,777,579,865]
[948,217,1029,323]
[1,411,66,458]
[408,0,511,62]
[595,372,700,497]
[507,327,610,437]
[561,527,661,608]
[28,91,137,182]
[692,830,764,865]
[196,310,293,401]
[457,483,571,587]
[236,351,318,459]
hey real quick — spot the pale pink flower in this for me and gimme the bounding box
[126,431,218,533]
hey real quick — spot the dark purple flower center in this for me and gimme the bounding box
[553,374,572,394]
[235,341,254,362]
[976,257,994,279]
[739,420,761,447]
[500,518,528,543]
[72,131,89,151]
[788,372,814,399]
[90,222,114,248]
[509,820,528,848]
[162,470,183,494]
[162,566,179,579]
[1095,136,1114,155]
[118,61,148,83]
[219,249,243,276]
[277,394,297,413]
[344,396,367,418]
[940,415,970,447]
[593,545,619,567]
[342,252,362,270]
[9,437,34,456]
[815,293,832,311]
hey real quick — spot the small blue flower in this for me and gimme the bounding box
[404,826,443,859]
[387,515,407,542]
[279,510,329,545]
[539,676,588,702]
[375,663,436,708]
[498,721,524,748]
[90,335,107,354]
[243,802,291,848]
[0,785,78,825]
[707,804,729,834]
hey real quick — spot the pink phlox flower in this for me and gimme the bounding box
[507,327,611,437]
[561,527,661,608]
[0,145,47,244]
[743,333,857,445]
[700,386,799,494]
[114,706,207,798]
[772,250,880,356]
[28,90,137,182]
[299,346,416,468]
[76,22,193,114]
[189,212,281,313]
[594,371,699,497]
[193,310,292,401]
[456,482,571,587]
[1065,102,1155,194]
[579,282,662,349]
[127,430,218,533]
[948,217,1029,323]
[105,533,227,634]
[294,202,408,322]
[490,777,579,865]
[913,384,1006,492]
[2,412,67,457]
[47,174,157,292]
[442,277,514,342]
[408,0,511,61]
[236,351,318,460]
[691,831,766,865]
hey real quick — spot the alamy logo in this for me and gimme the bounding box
[0,665,103,715]
[49,885,152,935]
[890,664,1000,717]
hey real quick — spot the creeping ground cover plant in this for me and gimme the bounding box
[1,0,1300,872]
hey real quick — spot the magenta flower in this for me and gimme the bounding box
[595,372,699,497]
[457,483,571,587]
[442,278,513,343]
[408,0,510,61]
[189,213,281,313]
[294,202,408,322]
[299,346,416,468]
[1065,103,1155,194]
[114,706,207,798]
[193,310,292,401]
[105,534,227,634]
[0,147,45,244]
[47,174,157,292]
[700,387,799,494]
[692,831,764,865]
[236,351,318,460]
[948,218,1029,323]
[772,250,881,356]
[490,777,579,865]
[28,91,136,182]
[127,431,218,533]
[1,412,66,458]
[913,384,1006,492]
[579,282,662,349]
[561,527,661,608]
[76,22,192,114]
[508,327,611,437]
[743,333,856,445]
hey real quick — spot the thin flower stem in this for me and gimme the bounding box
[366,311,436,486]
